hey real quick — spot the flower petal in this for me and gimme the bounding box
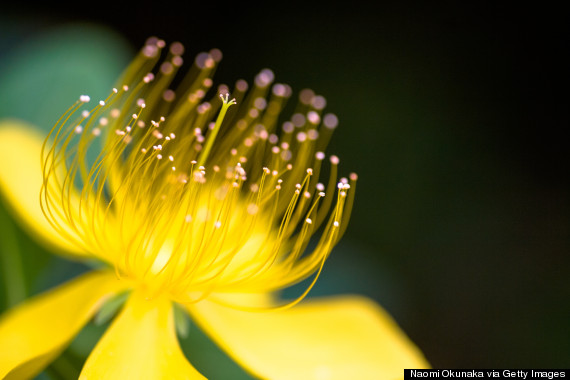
[80,291,205,380]
[0,270,125,379]
[187,295,429,380]
[0,121,88,258]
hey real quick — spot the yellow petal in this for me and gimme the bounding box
[187,295,429,380]
[0,270,125,380]
[80,291,205,380]
[0,120,88,258]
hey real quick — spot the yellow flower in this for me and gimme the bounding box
[0,38,429,379]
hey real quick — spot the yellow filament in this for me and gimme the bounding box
[196,95,236,167]
[39,39,357,310]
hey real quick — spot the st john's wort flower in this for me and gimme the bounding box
[0,37,429,379]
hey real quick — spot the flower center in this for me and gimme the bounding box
[39,38,356,307]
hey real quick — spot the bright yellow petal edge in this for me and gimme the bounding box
[187,294,430,380]
[0,270,125,379]
[0,120,89,258]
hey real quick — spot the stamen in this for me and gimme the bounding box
[39,42,356,310]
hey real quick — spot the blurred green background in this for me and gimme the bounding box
[1,1,568,377]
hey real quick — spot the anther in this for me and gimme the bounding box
[269,134,278,144]
[323,113,339,129]
[282,122,294,133]
[247,203,259,215]
[307,111,320,124]
[312,95,327,110]
[308,129,319,140]
[330,155,339,165]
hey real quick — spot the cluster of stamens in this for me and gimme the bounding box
[40,37,357,309]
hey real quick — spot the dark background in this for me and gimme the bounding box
[2,0,569,371]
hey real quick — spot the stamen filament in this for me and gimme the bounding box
[39,41,356,311]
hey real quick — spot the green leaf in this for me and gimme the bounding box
[43,351,81,380]
[179,318,253,380]
[93,291,129,326]
[0,202,26,308]
[0,23,133,133]
[174,302,191,339]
